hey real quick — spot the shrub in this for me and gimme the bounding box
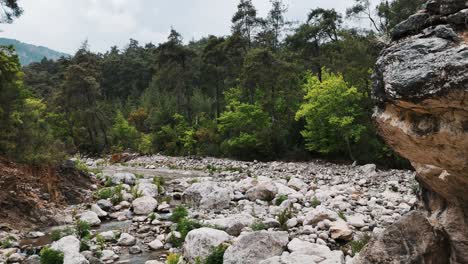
[130,185,144,199]
[79,238,90,251]
[250,221,267,231]
[205,244,228,264]
[74,160,89,173]
[148,212,156,221]
[350,234,371,256]
[275,195,288,206]
[153,176,165,193]
[75,220,91,239]
[110,184,124,205]
[311,197,321,208]
[95,234,106,250]
[110,111,141,151]
[40,247,64,264]
[170,205,189,223]
[166,253,181,264]
[338,211,347,221]
[96,187,113,200]
[277,208,293,231]
[50,230,62,242]
[0,239,13,248]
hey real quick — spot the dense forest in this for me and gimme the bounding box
[0,0,424,167]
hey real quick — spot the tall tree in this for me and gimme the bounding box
[346,0,423,36]
[232,0,259,48]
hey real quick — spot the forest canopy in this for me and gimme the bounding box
[0,0,423,167]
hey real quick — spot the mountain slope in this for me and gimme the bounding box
[0,38,69,65]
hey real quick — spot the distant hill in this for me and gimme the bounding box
[0,38,70,65]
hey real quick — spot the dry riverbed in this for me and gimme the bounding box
[0,155,418,264]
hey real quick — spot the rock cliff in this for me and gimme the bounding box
[358,0,468,263]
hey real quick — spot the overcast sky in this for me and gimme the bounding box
[1,0,377,54]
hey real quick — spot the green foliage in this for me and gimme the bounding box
[250,220,267,231]
[148,212,156,221]
[153,176,165,193]
[50,230,63,242]
[218,97,272,159]
[0,239,13,248]
[95,234,106,249]
[40,247,64,264]
[96,187,112,200]
[170,205,189,223]
[277,208,293,231]
[110,184,124,205]
[349,233,371,256]
[110,111,140,151]
[79,238,90,252]
[311,197,321,208]
[74,160,89,173]
[75,220,91,239]
[166,253,181,264]
[204,244,228,264]
[296,70,367,161]
[275,195,288,206]
[338,211,347,221]
[130,185,144,199]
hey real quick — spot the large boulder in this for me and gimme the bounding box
[204,214,256,236]
[183,228,230,263]
[367,0,468,263]
[303,206,339,225]
[117,233,136,246]
[287,238,344,263]
[110,172,136,185]
[246,181,278,201]
[51,236,89,264]
[79,211,101,226]
[137,183,159,197]
[182,181,233,209]
[223,231,288,264]
[355,211,450,264]
[132,196,158,215]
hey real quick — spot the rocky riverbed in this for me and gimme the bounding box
[0,155,418,264]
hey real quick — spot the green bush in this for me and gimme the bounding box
[110,111,141,151]
[79,238,90,251]
[50,230,62,242]
[311,197,321,208]
[75,220,91,239]
[250,221,267,231]
[166,253,180,264]
[40,247,64,264]
[217,98,272,160]
[96,187,113,199]
[275,195,288,206]
[277,208,293,231]
[153,176,165,193]
[170,205,189,223]
[296,70,367,161]
[130,185,144,199]
[205,244,228,264]
[350,234,371,256]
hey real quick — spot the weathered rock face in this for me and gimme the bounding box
[367,0,468,263]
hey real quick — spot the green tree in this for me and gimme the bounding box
[232,0,259,48]
[296,70,366,161]
[110,111,140,151]
[346,0,423,36]
[0,0,22,23]
[218,90,272,159]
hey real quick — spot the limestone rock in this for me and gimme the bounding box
[148,239,164,250]
[329,219,353,241]
[79,211,101,226]
[183,228,230,263]
[370,0,468,262]
[51,236,89,264]
[182,181,232,209]
[303,206,339,225]
[246,181,278,201]
[223,231,288,264]
[132,196,158,215]
[117,233,136,246]
[204,214,255,236]
[111,172,136,185]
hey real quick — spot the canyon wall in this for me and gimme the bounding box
[357,0,468,263]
